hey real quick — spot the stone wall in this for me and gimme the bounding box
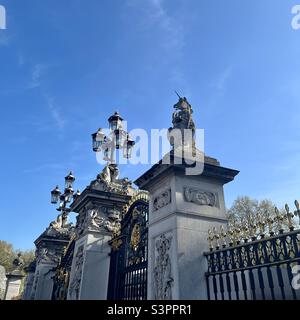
[0,265,7,300]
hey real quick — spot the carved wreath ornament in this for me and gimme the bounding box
[153,189,171,211]
[184,187,216,207]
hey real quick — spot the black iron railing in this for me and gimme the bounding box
[204,202,300,300]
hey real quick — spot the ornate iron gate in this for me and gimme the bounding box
[52,237,75,300]
[107,191,149,300]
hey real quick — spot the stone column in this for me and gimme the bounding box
[67,179,132,300]
[22,261,36,300]
[135,156,239,300]
[4,271,25,300]
[67,229,112,300]
[0,265,7,300]
[32,231,71,300]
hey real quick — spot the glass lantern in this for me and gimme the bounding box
[92,128,105,152]
[103,148,110,162]
[108,112,123,131]
[65,171,75,189]
[114,129,127,149]
[123,137,135,159]
[73,189,81,200]
[64,187,74,203]
[51,186,61,204]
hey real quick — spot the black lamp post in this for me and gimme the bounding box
[50,172,80,227]
[91,112,135,164]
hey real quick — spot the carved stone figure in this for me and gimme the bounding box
[46,212,74,239]
[184,187,217,207]
[90,164,132,195]
[153,189,171,211]
[36,247,60,264]
[50,214,63,229]
[83,208,106,232]
[153,233,173,300]
[104,219,121,237]
[12,253,24,270]
[69,246,84,300]
[168,96,196,150]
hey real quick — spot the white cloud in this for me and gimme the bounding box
[28,64,46,89]
[17,53,25,66]
[216,66,232,91]
[45,96,66,130]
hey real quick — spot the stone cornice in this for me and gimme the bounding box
[134,156,239,190]
[70,186,132,213]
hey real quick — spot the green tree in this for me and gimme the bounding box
[226,196,290,236]
[20,250,35,269]
[0,241,14,272]
[0,241,35,273]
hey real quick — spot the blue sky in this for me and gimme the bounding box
[0,0,300,250]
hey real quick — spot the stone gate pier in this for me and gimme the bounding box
[135,153,239,299]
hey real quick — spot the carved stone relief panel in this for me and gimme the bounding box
[68,245,84,300]
[183,187,218,207]
[153,189,171,211]
[76,204,122,237]
[36,247,61,265]
[153,233,174,300]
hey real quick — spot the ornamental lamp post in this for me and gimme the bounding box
[123,135,135,159]
[65,171,75,189]
[108,112,123,131]
[91,111,135,164]
[50,172,80,227]
[92,128,105,152]
[51,186,61,204]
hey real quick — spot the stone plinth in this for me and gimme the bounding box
[0,265,7,300]
[135,155,239,300]
[4,271,25,300]
[67,185,132,300]
[22,260,36,300]
[31,230,71,300]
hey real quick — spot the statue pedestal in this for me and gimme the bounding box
[67,231,112,300]
[32,231,71,300]
[67,183,132,300]
[4,271,24,300]
[135,157,239,299]
[22,261,36,300]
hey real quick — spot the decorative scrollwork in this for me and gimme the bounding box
[130,224,141,252]
[153,233,173,300]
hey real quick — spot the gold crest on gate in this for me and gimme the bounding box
[130,224,141,251]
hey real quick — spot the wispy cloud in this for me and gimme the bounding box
[28,63,47,89]
[45,95,66,130]
[149,0,184,50]
[17,53,25,67]
[127,0,184,51]
[216,66,232,92]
